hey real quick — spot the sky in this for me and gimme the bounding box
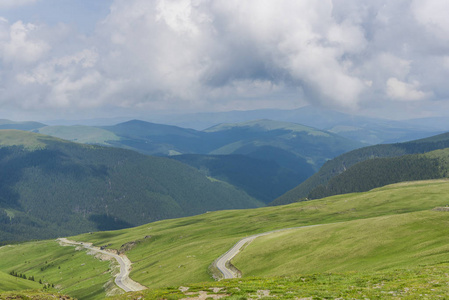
[1,0,449,121]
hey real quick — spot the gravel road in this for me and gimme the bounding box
[215,225,322,279]
[58,238,146,292]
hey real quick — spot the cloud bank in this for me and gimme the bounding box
[1,0,448,119]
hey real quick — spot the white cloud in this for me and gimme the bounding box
[93,0,370,110]
[16,49,99,85]
[155,0,207,36]
[0,20,49,64]
[386,78,430,101]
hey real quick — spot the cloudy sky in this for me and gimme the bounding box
[1,0,449,121]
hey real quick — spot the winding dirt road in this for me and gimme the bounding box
[215,225,321,279]
[58,238,146,292]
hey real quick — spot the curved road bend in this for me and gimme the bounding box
[215,225,322,279]
[58,238,146,292]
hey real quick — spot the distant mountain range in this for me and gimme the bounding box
[0,130,261,242]
[15,106,447,145]
[2,110,448,204]
[34,119,362,203]
[140,106,445,144]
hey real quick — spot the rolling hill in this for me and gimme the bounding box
[0,270,41,292]
[2,179,449,299]
[273,131,449,205]
[234,209,449,276]
[0,130,261,242]
[36,119,363,203]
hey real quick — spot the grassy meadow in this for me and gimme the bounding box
[110,263,449,299]
[73,179,449,288]
[234,210,449,276]
[0,270,41,292]
[0,240,114,299]
[1,179,449,299]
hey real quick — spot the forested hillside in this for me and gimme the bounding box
[0,130,261,242]
[273,132,449,205]
[308,149,449,199]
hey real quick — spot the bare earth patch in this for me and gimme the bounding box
[432,207,449,212]
[180,291,229,300]
[248,289,274,299]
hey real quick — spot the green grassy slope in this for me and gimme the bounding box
[0,270,41,292]
[234,210,449,276]
[111,264,449,299]
[0,291,75,299]
[71,179,449,289]
[273,132,449,205]
[2,180,449,299]
[0,130,261,242]
[0,240,112,299]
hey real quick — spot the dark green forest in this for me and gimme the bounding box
[308,152,448,199]
[0,130,261,242]
[273,132,449,205]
